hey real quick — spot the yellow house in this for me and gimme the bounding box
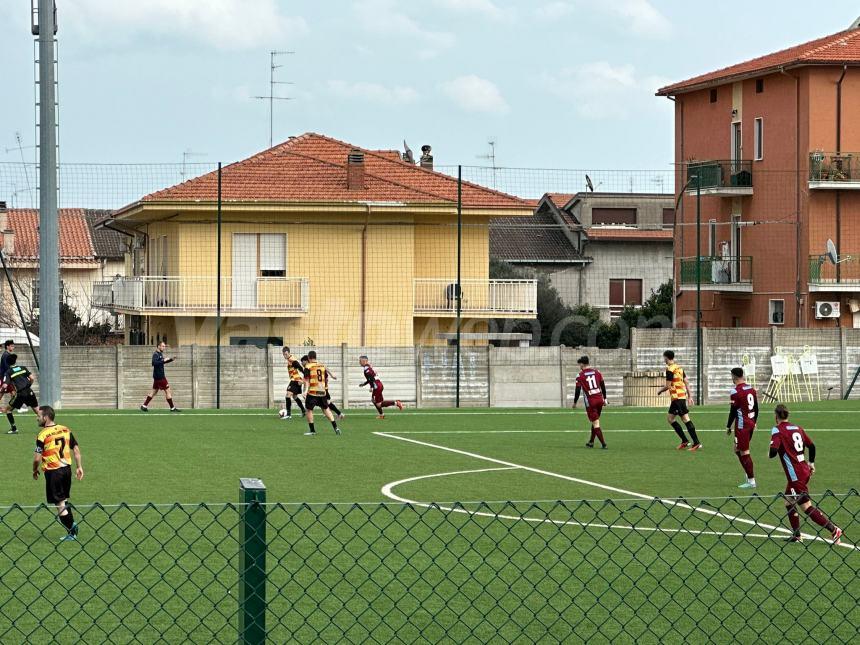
[94,133,536,347]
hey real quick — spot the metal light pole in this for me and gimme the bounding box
[694,173,703,406]
[455,165,462,409]
[37,0,61,406]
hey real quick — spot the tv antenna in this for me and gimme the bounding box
[477,138,497,187]
[5,132,35,193]
[253,50,295,149]
[181,149,207,180]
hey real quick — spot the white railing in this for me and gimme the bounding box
[414,279,537,315]
[92,276,310,313]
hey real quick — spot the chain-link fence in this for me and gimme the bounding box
[1,488,858,643]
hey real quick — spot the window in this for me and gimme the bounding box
[230,336,284,349]
[591,208,636,225]
[662,208,675,229]
[30,278,65,310]
[754,117,764,161]
[708,220,717,257]
[609,279,643,319]
[259,233,286,277]
[709,88,718,103]
[769,299,785,325]
[755,78,764,93]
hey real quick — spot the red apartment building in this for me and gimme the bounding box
[657,21,860,328]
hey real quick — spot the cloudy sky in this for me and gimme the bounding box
[0,1,856,170]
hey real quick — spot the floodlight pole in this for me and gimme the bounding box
[37,0,60,406]
[455,165,462,409]
[695,174,703,406]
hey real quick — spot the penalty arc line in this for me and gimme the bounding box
[380,467,774,541]
[373,432,856,551]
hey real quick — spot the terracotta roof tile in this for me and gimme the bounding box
[129,133,531,211]
[3,208,98,262]
[586,227,673,242]
[546,193,575,208]
[658,28,860,95]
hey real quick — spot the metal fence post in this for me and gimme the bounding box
[239,478,266,645]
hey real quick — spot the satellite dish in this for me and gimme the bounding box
[585,174,594,192]
[826,239,839,264]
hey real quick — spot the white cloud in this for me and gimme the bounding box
[441,75,509,114]
[327,81,419,106]
[536,2,574,20]
[64,0,308,50]
[612,0,672,38]
[353,0,455,56]
[543,61,669,119]
[432,0,514,22]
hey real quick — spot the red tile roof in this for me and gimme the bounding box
[658,28,860,95]
[128,133,531,211]
[3,209,98,262]
[546,193,575,208]
[586,227,673,243]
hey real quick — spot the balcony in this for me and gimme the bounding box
[414,279,537,317]
[686,160,753,197]
[809,152,860,189]
[808,255,860,292]
[679,256,753,292]
[92,276,310,316]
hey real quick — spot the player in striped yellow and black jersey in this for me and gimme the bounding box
[281,346,307,420]
[33,406,84,542]
[656,350,702,451]
[302,351,341,436]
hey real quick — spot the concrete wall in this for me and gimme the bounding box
[17,327,860,409]
[569,194,673,228]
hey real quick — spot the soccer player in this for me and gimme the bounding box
[359,355,402,419]
[33,405,83,542]
[1,340,28,415]
[3,354,38,434]
[656,350,701,451]
[769,404,842,544]
[302,351,341,436]
[281,346,306,420]
[140,341,179,412]
[727,367,758,488]
[572,355,607,449]
[324,368,344,419]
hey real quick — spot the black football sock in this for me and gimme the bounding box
[285,398,292,414]
[685,421,700,445]
[167,397,175,409]
[6,412,15,430]
[308,422,315,434]
[671,422,688,442]
[328,401,342,415]
[296,398,306,414]
[375,403,384,415]
[331,420,338,431]
[59,510,75,532]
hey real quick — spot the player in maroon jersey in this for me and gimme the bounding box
[769,405,842,544]
[572,356,607,449]
[359,356,402,419]
[726,367,758,489]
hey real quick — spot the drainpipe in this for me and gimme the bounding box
[780,68,802,327]
[835,64,847,285]
[361,205,369,346]
[666,94,682,327]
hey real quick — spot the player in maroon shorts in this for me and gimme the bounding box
[572,356,607,449]
[140,341,179,412]
[726,367,758,489]
[769,404,842,544]
[359,356,402,419]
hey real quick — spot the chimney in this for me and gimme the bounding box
[419,145,433,170]
[347,149,365,190]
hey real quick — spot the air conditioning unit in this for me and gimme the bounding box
[815,301,841,319]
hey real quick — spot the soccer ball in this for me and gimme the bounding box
[278,409,289,418]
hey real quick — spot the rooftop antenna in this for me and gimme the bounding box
[477,137,497,187]
[5,132,35,196]
[181,149,207,180]
[253,50,295,149]
[651,175,665,192]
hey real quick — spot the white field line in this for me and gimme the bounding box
[387,428,860,434]
[380,467,773,541]
[374,432,856,551]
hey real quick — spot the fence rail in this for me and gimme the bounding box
[413,278,538,316]
[809,151,860,185]
[679,256,753,288]
[1,491,857,643]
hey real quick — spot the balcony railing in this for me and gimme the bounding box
[808,255,860,290]
[414,279,537,316]
[679,256,753,291]
[686,160,753,195]
[809,152,860,187]
[92,276,310,314]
